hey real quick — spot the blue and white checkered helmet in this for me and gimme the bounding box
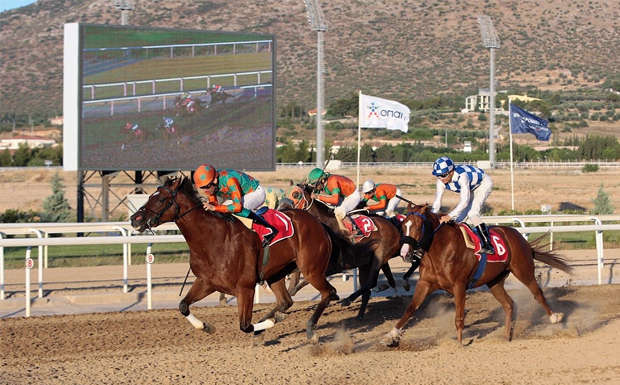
[432,156,455,176]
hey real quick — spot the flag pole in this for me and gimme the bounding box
[509,100,515,211]
[356,90,362,188]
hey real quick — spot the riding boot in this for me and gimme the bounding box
[390,216,401,228]
[248,211,279,247]
[476,223,495,254]
[334,215,351,237]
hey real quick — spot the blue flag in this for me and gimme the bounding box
[509,104,551,141]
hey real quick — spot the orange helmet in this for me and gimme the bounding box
[193,163,218,188]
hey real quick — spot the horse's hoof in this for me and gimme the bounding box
[355,314,364,322]
[274,312,287,323]
[550,312,564,324]
[253,332,265,347]
[202,322,216,334]
[340,298,352,307]
[403,282,411,292]
[379,336,399,347]
[307,330,319,344]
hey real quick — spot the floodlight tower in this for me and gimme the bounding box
[303,0,328,167]
[478,15,500,167]
[114,0,133,25]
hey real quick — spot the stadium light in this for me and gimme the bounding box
[114,0,133,25]
[303,0,328,167]
[478,15,500,167]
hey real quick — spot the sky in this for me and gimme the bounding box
[1,0,38,13]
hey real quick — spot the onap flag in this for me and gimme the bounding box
[359,93,410,132]
[509,103,551,141]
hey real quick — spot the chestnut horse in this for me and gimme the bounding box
[380,203,573,347]
[119,125,150,151]
[278,183,401,320]
[155,122,184,147]
[130,176,357,345]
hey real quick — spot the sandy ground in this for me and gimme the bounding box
[2,282,620,384]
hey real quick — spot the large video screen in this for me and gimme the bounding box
[63,23,276,171]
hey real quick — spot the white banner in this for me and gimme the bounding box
[358,93,410,132]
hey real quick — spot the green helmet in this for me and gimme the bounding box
[308,168,326,184]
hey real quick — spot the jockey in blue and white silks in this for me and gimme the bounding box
[431,156,495,254]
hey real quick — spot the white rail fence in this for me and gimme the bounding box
[1,215,619,316]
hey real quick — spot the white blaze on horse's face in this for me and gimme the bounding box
[153,191,160,197]
[400,219,414,258]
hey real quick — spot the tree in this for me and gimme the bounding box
[591,183,614,214]
[40,172,71,223]
[0,148,12,166]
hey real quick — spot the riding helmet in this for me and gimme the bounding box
[194,163,218,188]
[432,156,455,176]
[362,180,375,193]
[307,168,326,184]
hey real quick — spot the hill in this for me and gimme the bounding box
[2,0,620,116]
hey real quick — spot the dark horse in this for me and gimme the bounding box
[155,122,184,147]
[119,125,150,151]
[208,90,234,107]
[278,183,401,320]
[380,203,573,347]
[130,176,366,345]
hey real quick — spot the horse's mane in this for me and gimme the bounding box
[164,176,202,204]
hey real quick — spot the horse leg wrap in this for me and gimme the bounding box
[186,314,205,330]
[252,318,275,332]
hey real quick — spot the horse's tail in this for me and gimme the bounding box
[530,233,574,275]
[322,224,379,276]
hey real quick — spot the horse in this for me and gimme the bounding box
[119,125,150,151]
[278,183,402,320]
[380,203,574,347]
[155,122,184,147]
[130,176,373,345]
[208,90,234,107]
[173,95,204,118]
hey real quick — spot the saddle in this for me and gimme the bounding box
[343,214,378,243]
[251,208,294,246]
[456,223,508,263]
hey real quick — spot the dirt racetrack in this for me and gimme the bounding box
[2,283,620,384]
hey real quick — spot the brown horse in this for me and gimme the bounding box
[278,183,401,320]
[155,122,184,147]
[119,124,150,151]
[380,203,573,347]
[130,176,366,345]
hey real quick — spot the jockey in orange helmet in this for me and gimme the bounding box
[193,163,278,246]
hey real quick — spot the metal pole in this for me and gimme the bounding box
[316,31,324,167]
[489,48,495,166]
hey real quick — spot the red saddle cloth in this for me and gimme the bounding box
[343,215,377,242]
[459,224,509,263]
[252,209,294,246]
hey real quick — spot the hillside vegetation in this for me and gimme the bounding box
[2,0,620,117]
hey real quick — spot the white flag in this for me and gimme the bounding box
[359,93,410,132]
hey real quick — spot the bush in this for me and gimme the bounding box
[581,164,599,173]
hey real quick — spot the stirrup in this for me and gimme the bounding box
[479,244,495,254]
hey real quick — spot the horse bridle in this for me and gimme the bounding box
[401,212,440,251]
[140,184,202,230]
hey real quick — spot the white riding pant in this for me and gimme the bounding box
[334,190,361,219]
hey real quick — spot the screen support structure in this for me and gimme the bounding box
[77,170,183,222]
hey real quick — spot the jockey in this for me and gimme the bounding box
[361,180,401,223]
[307,168,362,238]
[211,85,224,94]
[193,163,278,247]
[124,122,139,132]
[162,116,174,129]
[431,156,495,254]
[182,93,194,109]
